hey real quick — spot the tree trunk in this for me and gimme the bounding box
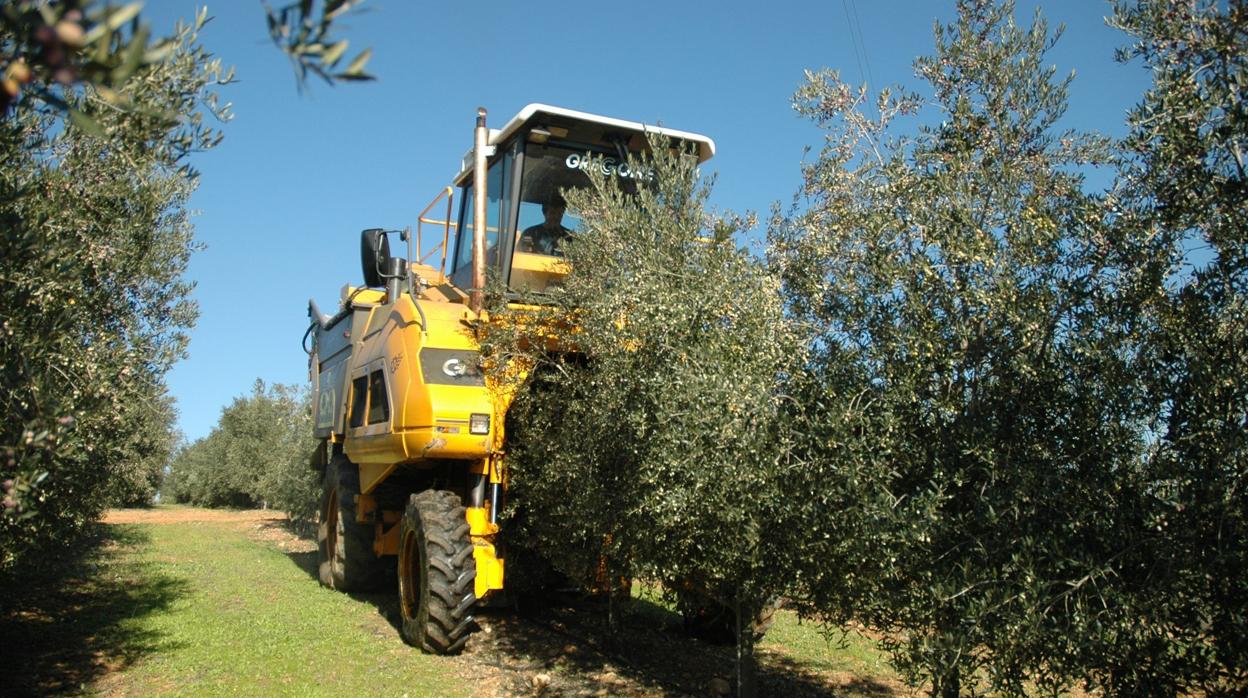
[935,668,960,698]
[734,595,758,698]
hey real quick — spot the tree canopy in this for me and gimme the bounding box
[482,137,803,693]
[0,14,227,575]
[3,1,1243,694]
[491,1,1247,694]
[164,381,318,522]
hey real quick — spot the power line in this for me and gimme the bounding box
[848,0,876,88]
[842,0,868,87]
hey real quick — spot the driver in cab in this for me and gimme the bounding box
[518,194,570,256]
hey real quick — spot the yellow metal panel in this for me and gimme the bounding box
[356,492,376,523]
[358,460,397,495]
[465,506,499,537]
[377,511,401,556]
[399,426,491,460]
[509,251,570,294]
[473,543,504,598]
[342,286,386,305]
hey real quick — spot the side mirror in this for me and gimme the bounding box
[361,228,390,287]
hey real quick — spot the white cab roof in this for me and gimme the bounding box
[453,103,715,184]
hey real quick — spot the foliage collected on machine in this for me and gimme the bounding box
[482,136,806,694]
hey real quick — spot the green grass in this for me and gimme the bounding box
[4,512,904,696]
[761,611,897,678]
[630,581,902,693]
[4,517,471,697]
[114,521,473,697]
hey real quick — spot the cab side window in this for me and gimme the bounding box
[367,370,389,424]
[452,150,512,275]
[348,376,368,429]
[349,370,390,429]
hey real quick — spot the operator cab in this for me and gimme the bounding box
[446,104,716,295]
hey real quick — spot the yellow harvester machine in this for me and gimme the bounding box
[305,104,714,653]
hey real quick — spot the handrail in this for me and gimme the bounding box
[415,187,506,279]
[416,186,456,277]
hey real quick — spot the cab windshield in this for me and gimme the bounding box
[514,141,650,257]
[515,142,591,258]
[506,139,655,293]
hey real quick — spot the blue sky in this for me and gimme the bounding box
[142,1,1149,443]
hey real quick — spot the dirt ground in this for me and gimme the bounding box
[103,507,290,526]
[101,507,906,697]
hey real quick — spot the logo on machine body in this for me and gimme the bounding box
[565,153,655,181]
[317,388,336,428]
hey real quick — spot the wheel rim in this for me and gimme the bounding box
[325,488,339,568]
[399,528,418,622]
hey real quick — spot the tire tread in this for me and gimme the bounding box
[318,456,389,592]
[398,489,477,654]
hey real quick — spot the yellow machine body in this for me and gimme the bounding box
[309,280,512,598]
[306,103,716,606]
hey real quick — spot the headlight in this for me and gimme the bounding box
[442,358,468,377]
[469,413,490,435]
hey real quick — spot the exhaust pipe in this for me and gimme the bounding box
[471,107,488,313]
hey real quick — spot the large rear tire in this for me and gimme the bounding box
[318,455,388,591]
[398,490,477,654]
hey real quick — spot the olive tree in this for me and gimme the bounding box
[1,0,370,117]
[0,15,227,575]
[769,1,1153,694]
[106,391,179,508]
[1082,1,1248,692]
[222,381,318,521]
[165,381,318,522]
[484,137,806,695]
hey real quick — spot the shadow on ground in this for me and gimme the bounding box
[0,523,190,696]
[279,532,901,697]
[280,535,409,637]
[470,592,901,697]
